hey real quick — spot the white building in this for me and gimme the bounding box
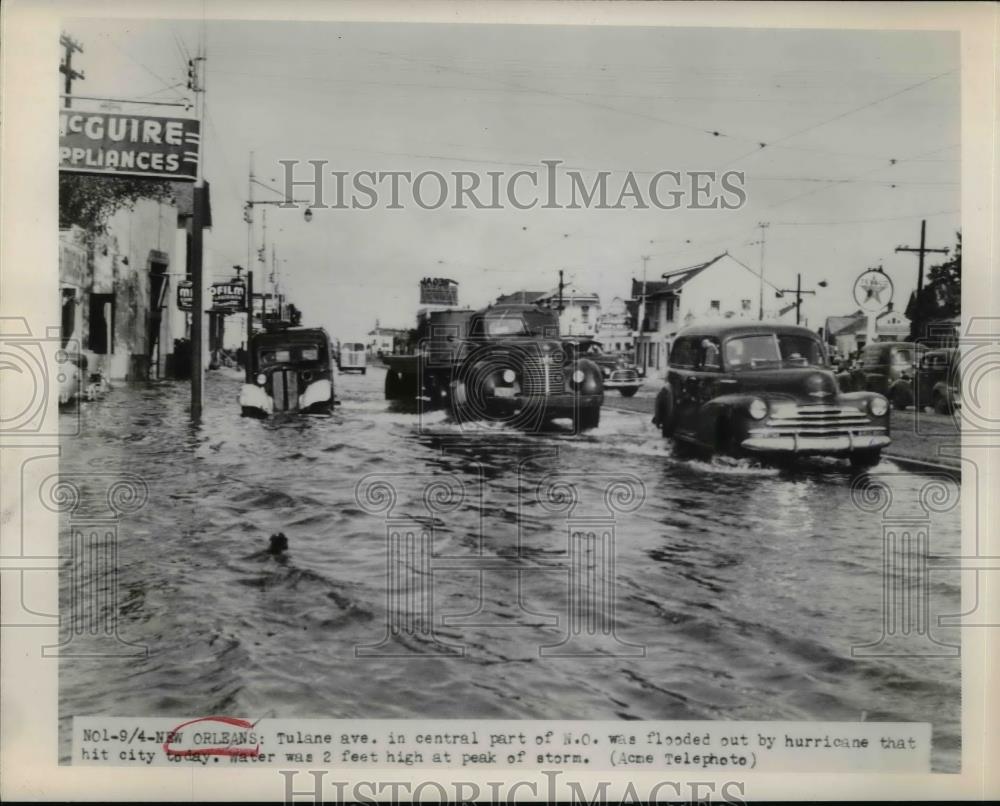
[596,296,633,353]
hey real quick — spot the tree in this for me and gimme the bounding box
[905,231,961,342]
[59,174,175,235]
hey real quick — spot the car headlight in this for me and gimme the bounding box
[602,366,610,376]
[256,373,266,385]
[572,369,586,384]
[869,396,888,416]
[748,398,768,420]
[502,368,516,384]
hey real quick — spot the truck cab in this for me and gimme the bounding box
[384,302,604,431]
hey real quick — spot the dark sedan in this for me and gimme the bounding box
[653,322,891,467]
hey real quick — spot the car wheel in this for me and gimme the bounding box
[932,391,951,416]
[449,379,470,421]
[619,386,639,398]
[890,388,909,410]
[850,449,882,469]
[655,387,675,438]
[574,405,601,432]
[361,368,367,375]
[384,370,404,400]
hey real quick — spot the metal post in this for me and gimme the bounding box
[191,186,204,419]
[796,272,802,325]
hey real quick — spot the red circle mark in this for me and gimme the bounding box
[162,715,260,758]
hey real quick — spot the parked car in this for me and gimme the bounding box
[652,322,891,467]
[338,341,367,374]
[239,326,336,416]
[913,348,961,414]
[562,337,641,397]
[842,341,925,410]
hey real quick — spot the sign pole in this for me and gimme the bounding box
[190,51,206,420]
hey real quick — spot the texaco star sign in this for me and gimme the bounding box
[853,268,894,313]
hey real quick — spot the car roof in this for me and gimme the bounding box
[477,303,552,315]
[252,327,329,346]
[673,322,820,340]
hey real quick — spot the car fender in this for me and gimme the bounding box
[698,394,761,445]
[571,357,604,398]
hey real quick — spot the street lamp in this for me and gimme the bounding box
[775,275,827,325]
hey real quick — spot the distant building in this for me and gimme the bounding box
[367,324,409,356]
[495,290,547,305]
[626,253,794,373]
[596,296,633,353]
[535,284,601,337]
[824,304,911,359]
[496,285,602,337]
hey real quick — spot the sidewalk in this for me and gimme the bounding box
[603,390,961,471]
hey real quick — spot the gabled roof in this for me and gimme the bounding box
[630,253,727,299]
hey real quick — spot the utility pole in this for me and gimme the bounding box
[895,219,949,297]
[635,255,650,371]
[189,44,206,420]
[775,273,828,326]
[757,222,769,320]
[557,269,565,312]
[59,33,85,108]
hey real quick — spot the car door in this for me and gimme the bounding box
[691,336,723,445]
[667,337,698,435]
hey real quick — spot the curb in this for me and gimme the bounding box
[882,453,962,475]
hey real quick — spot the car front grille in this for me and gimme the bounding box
[610,369,638,382]
[520,356,563,396]
[271,369,300,412]
[758,404,879,436]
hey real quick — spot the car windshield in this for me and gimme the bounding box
[724,334,825,370]
[893,349,915,365]
[724,335,780,369]
[478,315,528,336]
[777,335,825,367]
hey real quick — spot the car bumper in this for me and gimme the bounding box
[484,391,602,416]
[602,379,641,390]
[741,432,890,455]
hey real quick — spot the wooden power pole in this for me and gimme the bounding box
[895,219,949,297]
[59,33,85,108]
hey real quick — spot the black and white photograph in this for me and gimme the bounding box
[1,1,997,802]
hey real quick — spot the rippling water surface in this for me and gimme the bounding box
[60,368,961,770]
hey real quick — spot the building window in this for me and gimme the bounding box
[89,293,115,354]
[581,305,590,324]
[710,300,720,311]
[741,299,751,311]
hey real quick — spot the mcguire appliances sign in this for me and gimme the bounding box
[59,111,200,181]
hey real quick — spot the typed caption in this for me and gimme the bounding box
[74,718,930,772]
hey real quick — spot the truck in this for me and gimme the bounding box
[383,279,604,431]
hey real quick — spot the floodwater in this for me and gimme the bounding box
[59,367,961,770]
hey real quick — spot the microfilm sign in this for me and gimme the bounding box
[210,279,247,313]
[59,111,200,181]
[176,281,193,311]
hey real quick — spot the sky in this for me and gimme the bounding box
[67,18,960,341]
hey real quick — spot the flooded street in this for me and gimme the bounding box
[60,367,961,770]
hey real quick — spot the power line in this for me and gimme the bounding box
[716,68,957,170]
